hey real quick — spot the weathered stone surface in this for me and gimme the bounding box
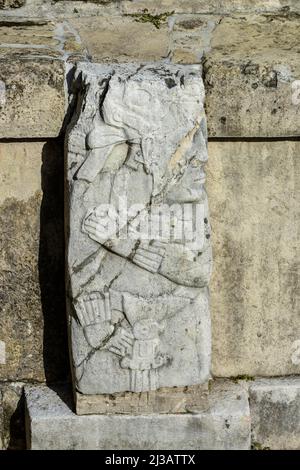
[66,62,212,395]
[250,378,300,450]
[25,381,250,449]
[0,58,64,138]
[206,141,300,377]
[0,141,68,383]
[76,383,208,415]
[122,0,300,15]
[0,0,25,9]
[69,16,169,62]
[170,15,220,64]
[204,14,300,137]
[0,19,87,138]
[0,382,25,450]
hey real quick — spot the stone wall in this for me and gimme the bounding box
[0,0,299,449]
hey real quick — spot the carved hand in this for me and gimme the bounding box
[106,327,134,357]
[132,240,167,274]
[83,207,118,244]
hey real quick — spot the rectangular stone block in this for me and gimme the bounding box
[0,18,87,138]
[0,57,65,138]
[66,62,212,397]
[69,16,169,63]
[25,382,251,449]
[250,378,300,450]
[0,141,68,383]
[204,14,300,137]
[207,141,300,377]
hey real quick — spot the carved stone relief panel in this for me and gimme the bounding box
[66,63,212,395]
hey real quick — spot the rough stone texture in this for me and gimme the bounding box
[0,0,25,9]
[69,16,169,62]
[66,62,212,397]
[0,13,299,137]
[25,381,250,449]
[0,141,68,383]
[0,19,87,139]
[170,15,221,65]
[207,141,300,377]
[204,14,300,137]
[76,384,208,415]
[250,378,300,450]
[122,0,300,14]
[0,382,25,450]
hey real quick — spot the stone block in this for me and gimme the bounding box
[0,141,68,383]
[0,19,86,139]
[206,141,300,377]
[204,14,300,137]
[0,57,65,138]
[25,382,251,449]
[250,378,300,450]
[69,16,169,63]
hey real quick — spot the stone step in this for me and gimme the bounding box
[25,381,251,450]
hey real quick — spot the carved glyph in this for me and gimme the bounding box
[66,63,212,395]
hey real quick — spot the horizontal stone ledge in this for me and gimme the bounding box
[0,13,299,138]
[122,0,300,15]
[25,381,251,450]
[249,377,300,450]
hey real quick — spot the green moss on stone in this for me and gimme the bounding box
[128,8,174,29]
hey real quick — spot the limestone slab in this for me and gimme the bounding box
[66,62,212,396]
[250,378,300,450]
[25,382,251,449]
[207,141,300,377]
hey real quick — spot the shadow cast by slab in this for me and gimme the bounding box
[39,139,70,384]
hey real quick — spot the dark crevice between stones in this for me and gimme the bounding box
[39,138,71,386]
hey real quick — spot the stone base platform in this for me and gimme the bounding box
[25,381,250,450]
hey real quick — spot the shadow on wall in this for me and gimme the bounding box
[6,139,71,450]
[39,139,70,384]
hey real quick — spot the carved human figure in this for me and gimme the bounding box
[66,63,212,395]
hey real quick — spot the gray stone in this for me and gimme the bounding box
[250,378,300,450]
[66,62,212,397]
[25,382,251,449]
